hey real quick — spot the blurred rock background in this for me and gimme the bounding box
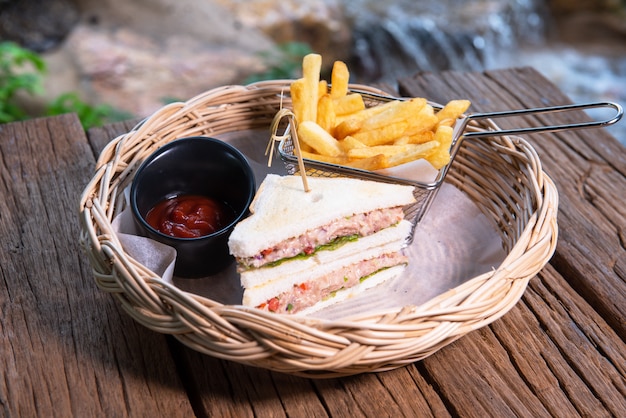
[1,0,624,141]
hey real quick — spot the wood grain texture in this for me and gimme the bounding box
[0,114,195,417]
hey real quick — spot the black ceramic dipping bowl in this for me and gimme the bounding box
[130,136,255,278]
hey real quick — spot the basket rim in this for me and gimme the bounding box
[78,81,559,376]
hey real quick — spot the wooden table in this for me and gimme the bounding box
[1,67,624,417]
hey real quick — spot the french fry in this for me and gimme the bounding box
[333,99,394,126]
[289,78,306,124]
[330,61,349,99]
[287,54,471,173]
[406,130,435,144]
[297,120,343,157]
[402,104,438,136]
[352,121,408,146]
[360,98,427,131]
[393,136,411,145]
[425,125,454,169]
[300,53,322,122]
[436,99,470,122]
[316,94,336,133]
[299,142,315,153]
[437,118,456,128]
[333,93,365,116]
[346,142,437,159]
[338,136,367,153]
[301,150,351,165]
[301,150,387,172]
[393,131,434,145]
[384,141,440,168]
[334,118,362,140]
[343,154,387,171]
[318,80,328,98]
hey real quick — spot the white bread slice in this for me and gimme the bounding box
[239,219,412,289]
[228,174,415,258]
[241,236,408,308]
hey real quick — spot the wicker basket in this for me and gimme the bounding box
[79,80,558,377]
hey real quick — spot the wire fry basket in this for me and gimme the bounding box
[278,90,622,242]
[78,80,621,378]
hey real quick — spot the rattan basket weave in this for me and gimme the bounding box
[79,80,558,377]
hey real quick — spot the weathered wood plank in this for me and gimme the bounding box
[412,264,626,418]
[422,330,556,417]
[165,340,455,417]
[166,343,331,417]
[398,67,626,336]
[86,118,143,156]
[525,266,626,416]
[0,114,195,417]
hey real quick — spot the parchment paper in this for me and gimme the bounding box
[112,129,506,321]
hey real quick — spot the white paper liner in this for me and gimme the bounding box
[111,129,506,321]
[374,158,439,183]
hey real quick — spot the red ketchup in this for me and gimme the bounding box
[146,194,234,238]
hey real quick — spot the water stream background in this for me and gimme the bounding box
[344,0,625,143]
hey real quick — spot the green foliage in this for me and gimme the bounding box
[244,42,313,84]
[0,42,46,123]
[45,92,132,130]
[0,41,132,129]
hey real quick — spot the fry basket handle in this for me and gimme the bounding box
[352,89,622,138]
[462,102,623,138]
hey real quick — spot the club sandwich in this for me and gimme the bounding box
[228,174,416,315]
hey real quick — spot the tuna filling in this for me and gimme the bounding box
[256,252,408,314]
[239,206,405,270]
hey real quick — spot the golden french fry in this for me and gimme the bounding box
[286,54,470,173]
[301,150,387,171]
[297,120,343,157]
[299,141,315,153]
[436,125,453,149]
[330,60,350,99]
[333,99,394,126]
[301,150,350,165]
[406,130,435,144]
[392,131,434,145]
[316,94,336,133]
[425,125,454,169]
[360,98,427,131]
[436,99,470,122]
[334,118,362,140]
[300,53,322,122]
[289,78,306,124]
[437,117,456,128]
[352,121,408,146]
[338,136,367,153]
[383,141,441,168]
[318,80,328,98]
[393,136,411,145]
[402,104,438,136]
[333,93,365,116]
[343,154,388,171]
[347,142,437,160]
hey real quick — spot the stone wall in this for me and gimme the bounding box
[1,0,355,117]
